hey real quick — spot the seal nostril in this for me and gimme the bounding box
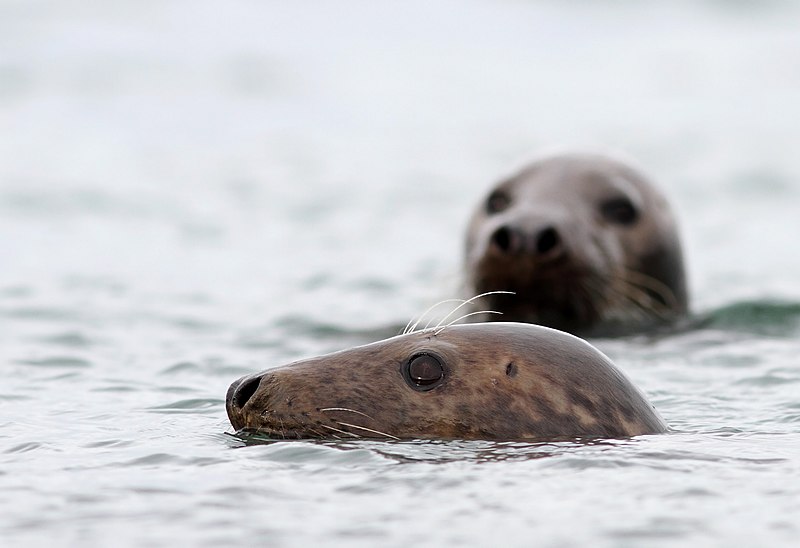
[233,375,262,409]
[491,226,512,253]
[536,227,560,255]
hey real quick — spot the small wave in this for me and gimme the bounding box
[733,370,799,387]
[0,393,30,402]
[226,436,624,465]
[226,437,394,467]
[147,398,223,413]
[280,315,404,341]
[0,285,33,298]
[159,361,200,375]
[82,439,135,449]
[37,331,96,348]
[122,453,182,467]
[1,306,84,323]
[17,356,91,368]
[704,299,800,337]
[99,453,227,470]
[234,316,405,353]
[4,442,42,454]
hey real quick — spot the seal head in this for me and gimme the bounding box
[465,152,688,335]
[226,322,667,441]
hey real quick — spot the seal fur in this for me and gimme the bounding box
[226,322,667,441]
[465,152,688,335]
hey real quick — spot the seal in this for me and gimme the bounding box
[226,322,667,441]
[465,152,688,335]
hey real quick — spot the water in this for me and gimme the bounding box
[2,1,800,546]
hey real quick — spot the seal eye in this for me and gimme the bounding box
[486,190,511,214]
[403,354,445,391]
[601,197,639,225]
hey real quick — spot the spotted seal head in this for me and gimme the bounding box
[465,152,688,335]
[226,322,667,441]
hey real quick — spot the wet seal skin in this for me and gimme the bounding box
[464,152,688,336]
[226,322,667,441]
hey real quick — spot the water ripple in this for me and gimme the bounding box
[734,371,800,387]
[123,453,183,467]
[4,442,42,454]
[707,299,800,337]
[37,331,96,348]
[235,440,393,467]
[147,398,223,413]
[1,306,85,323]
[117,453,229,468]
[0,393,30,402]
[83,439,135,449]
[160,361,200,375]
[17,356,91,368]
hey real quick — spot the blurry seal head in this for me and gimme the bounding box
[226,322,667,441]
[465,152,688,335]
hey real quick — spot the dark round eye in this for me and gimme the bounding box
[601,197,639,225]
[486,190,511,214]
[403,354,445,391]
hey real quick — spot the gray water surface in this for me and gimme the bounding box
[2,1,800,547]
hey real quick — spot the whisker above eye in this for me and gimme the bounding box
[402,291,514,335]
[403,298,467,335]
[431,291,514,332]
[434,310,502,335]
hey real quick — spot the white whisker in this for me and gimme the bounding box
[432,291,514,332]
[403,298,467,334]
[306,427,330,439]
[319,407,375,421]
[434,310,503,335]
[320,423,361,438]
[336,421,400,440]
[617,268,679,311]
[598,271,671,323]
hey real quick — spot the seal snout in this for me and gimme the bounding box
[490,223,563,261]
[226,373,264,430]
